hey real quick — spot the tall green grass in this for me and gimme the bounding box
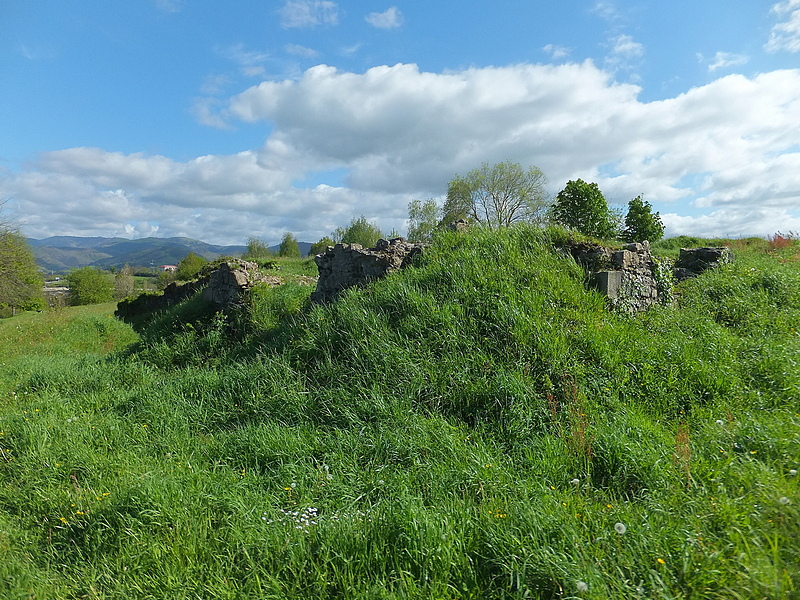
[1,227,798,599]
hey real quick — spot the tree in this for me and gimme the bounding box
[242,237,272,262]
[176,251,208,281]
[0,229,44,315]
[308,236,335,256]
[623,195,665,242]
[113,265,135,300]
[333,216,384,248]
[278,232,302,258]
[551,179,618,238]
[407,199,442,243]
[442,161,549,229]
[68,267,113,306]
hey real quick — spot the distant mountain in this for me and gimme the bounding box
[29,236,317,273]
[29,236,248,273]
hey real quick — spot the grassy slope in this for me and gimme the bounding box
[1,227,798,599]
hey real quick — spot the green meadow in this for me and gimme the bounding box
[1,226,798,599]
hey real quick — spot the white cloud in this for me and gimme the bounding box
[4,63,800,243]
[365,7,403,29]
[543,44,571,60]
[765,0,800,53]
[706,51,749,72]
[604,34,644,74]
[591,1,622,24]
[285,44,319,58]
[279,0,339,29]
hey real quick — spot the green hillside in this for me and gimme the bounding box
[1,226,798,599]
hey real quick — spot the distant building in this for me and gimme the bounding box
[159,265,178,272]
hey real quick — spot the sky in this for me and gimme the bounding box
[2,0,800,246]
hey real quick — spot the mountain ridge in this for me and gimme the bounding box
[28,236,265,272]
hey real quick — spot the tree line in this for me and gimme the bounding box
[407,161,664,244]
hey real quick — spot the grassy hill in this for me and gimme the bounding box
[1,225,798,599]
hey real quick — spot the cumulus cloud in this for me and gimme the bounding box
[4,62,800,244]
[279,0,339,28]
[365,7,403,29]
[706,51,749,72]
[765,0,800,53]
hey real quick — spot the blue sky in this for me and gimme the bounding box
[2,0,799,245]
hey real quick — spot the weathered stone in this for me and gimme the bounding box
[593,271,623,299]
[202,260,281,306]
[311,238,425,303]
[674,247,733,281]
[448,219,469,232]
[115,259,284,322]
[568,240,661,313]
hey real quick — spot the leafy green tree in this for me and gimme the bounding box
[308,236,335,256]
[68,267,113,306]
[176,251,208,281]
[113,265,135,300]
[623,195,665,242]
[333,216,384,248]
[156,269,177,290]
[442,161,549,229]
[551,179,618,238]
[278,232,302,258]
[242,237,272,262]
[0,229,44,315]
[407,199,442,243]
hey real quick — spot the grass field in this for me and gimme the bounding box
[1,226,798,599]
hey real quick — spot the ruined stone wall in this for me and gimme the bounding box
[311,238,424,303]
[569,241,664,313]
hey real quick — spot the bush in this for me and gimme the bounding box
[68,267,113,305]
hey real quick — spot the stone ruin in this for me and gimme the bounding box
[114,233,737,324]
[311,238,425,303]
[115,259,284,322]
[673,247,733,281]
[566,241,734,313]
[201,260,282,305]
[567,241,663,313]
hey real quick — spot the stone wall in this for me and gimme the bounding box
[201,260,282,305]
[311,238,424,303]
[674,247,733,281]
[568,241,664,313]
[115,259,283,322]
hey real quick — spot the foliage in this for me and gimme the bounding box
[406,198,442,243]
[67,266,113,305]
[113,265,135,300]
[175,252,208,281]
[308,236,335,256]
[443,161,550,228]
[552,178,618,238]
[624,195,665,242]
[0,229,43,315]
[242,236,273,262]
[333,215,384,247]
[278,232,302,258]
[155,269,177,290]
[1,228,800,598]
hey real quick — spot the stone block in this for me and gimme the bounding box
[593,271,623,299]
